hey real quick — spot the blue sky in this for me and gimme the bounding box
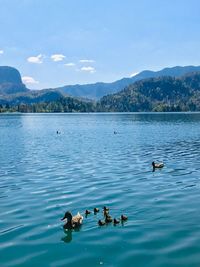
[0,0,200,89]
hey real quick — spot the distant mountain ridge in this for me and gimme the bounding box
[57,65,200,99]
[2,71,200,112]
[0,66,28,95]
[1,65,200,109]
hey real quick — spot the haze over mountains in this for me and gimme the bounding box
[1,65,200,112]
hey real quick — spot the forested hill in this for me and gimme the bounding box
[98,72,200,112]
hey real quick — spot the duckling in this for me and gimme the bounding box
[121,214,128,221]
[103,206,109,212]
[152,161,164,169]
[113,218,120,225]
[103,209,109,217]
[105,214,113,223]
[61,211,83,229]
[85,209,91,215]
[98,219,106,226]
[94,208,99,213]
[103,206,109,216]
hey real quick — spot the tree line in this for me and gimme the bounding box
[1,73,200,113]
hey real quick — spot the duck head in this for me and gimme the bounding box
[152,161,155,168]
[61,211,72,222]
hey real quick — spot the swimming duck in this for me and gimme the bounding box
[113,218,120,225]
[61,211,83,229]
[94,208,99,213]
[121,214,128,221]
[152,161,164,169]
[98,219,106,226]
[85,210,91,215]
[105,214,113,223]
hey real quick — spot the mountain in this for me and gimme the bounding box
[0,66,95,112]
[0,66,66,105]
[0,66,28,94]
[0,66,22,84]
[2,65,200,112]
[3,71,200,113]
[57,79,133,100]
[57,65,200,99]
[98,72,200,112]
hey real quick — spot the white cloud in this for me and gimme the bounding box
[27,54,43,64]
[81,66,96,73]
[22,76,39,84]
[130,72,139,77]
[79,59,95,63]
[51,54,65,62]
[64,62,75,67]
[0,50,4,54]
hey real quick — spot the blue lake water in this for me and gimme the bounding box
[1,113,200,266]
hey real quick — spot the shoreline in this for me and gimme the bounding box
[1,111,200,115]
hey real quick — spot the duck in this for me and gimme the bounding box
[61,211,83,229]
[121,214,128,221]
[94,208,99,213]
[152,161,164,169]
[85,209,91,215]
[98,219,106,226]
[105,214,113,223]
[113,218,120,225]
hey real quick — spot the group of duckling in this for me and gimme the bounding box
[61,162,164,230]
[89,206,128,226]
[61,206,128,230]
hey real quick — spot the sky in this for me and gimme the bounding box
[0,0,200,89]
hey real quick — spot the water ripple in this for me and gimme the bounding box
[1,113,200,266]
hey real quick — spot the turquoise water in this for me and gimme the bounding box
[1,113,200,266]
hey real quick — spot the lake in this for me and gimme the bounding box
[1,113,200,267]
